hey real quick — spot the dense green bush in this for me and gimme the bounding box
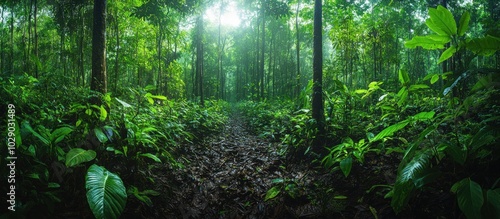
[0,75,229,218]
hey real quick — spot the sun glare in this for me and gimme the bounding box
[204,2,241,28]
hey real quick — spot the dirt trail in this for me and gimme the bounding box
[137,112,324,218]
[119,111,413,219]
[122,111,457,219]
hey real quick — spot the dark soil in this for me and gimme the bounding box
[121,112,459,219]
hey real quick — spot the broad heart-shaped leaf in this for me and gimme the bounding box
[265,186,281,201]
[370,120,410,142]
[66,148,96,167]
[405,35,451,49]
[86,164,127,219]
[458,11,470,36]
[426,5,457,36]
[451,178,483,219]
[438,45,457,64]
[340,157,353,177]
[467,35,500,56]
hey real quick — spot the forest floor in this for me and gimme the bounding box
[123,111,453,219]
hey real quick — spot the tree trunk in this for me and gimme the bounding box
[295,0,301,98]
[196,16,204,106]
[33,0,38,78]
[114,8,119,92]
[260,0,266,100]
[1,7,4,74]
[90,0,107,104]
[312,0,325,153]
[10,4,14,74]
[157,20,163,95]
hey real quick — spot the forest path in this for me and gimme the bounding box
[147,110,322,218]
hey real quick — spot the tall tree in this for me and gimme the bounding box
[90,0,107,102]
[259,0,266,99]
[295,0,301,97]
[312,0,325,152]
[33,0,38,78]
[195,15,204,106]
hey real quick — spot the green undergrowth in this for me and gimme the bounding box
[0,74,228,218]
[237,5,500,218]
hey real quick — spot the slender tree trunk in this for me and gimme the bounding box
[26,0,31,75]
[1,7,4,74]
[217,1,222,99]
[295,0,301,98]
[312,0,325,153]
[260,0,266,100]
[33,0,38,78]
[79,22,85,87]
[113,8,119,92]
[196,16,204,106]
[10,4,14,74]
[157,20,163,94]
[90,0,107,103]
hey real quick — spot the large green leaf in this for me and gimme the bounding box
[467,35,500,56]
[65,148,96,167]
[371,120,410,142]
[86,164,127,219]
[400,151,431,183]
[438,45,457,64]
[426,5,457,36]
[391,179,414,213]
[391,150,432,213]
[405,35,450,49]
[451,178,483,219]
[458,11,470,36]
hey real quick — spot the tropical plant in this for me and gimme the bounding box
[388,5,500,216]
[85,164,127,219]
